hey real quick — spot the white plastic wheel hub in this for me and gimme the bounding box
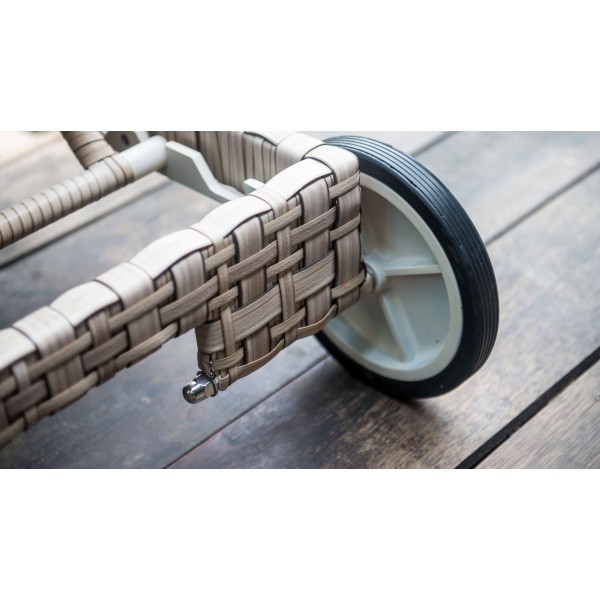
[323,174,463,382]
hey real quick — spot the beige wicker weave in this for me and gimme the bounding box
[0,132,368,447]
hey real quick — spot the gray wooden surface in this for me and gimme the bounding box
[0,132,59,169]
[1,131,599,468]
[479,362,600,468]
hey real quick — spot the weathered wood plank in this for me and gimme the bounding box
[307,133,600,247]
[0,179,198,321]
[479,362,600,468]
[417,131,600,243]
[6,132,599,468]
[0,132,437,467]
[171,166,600,468]
[0,133,446,267]
[0,180,329,467]
[0,136,81,207]
[0,132,59,169]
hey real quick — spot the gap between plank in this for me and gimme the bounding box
[165,134,600,469]
[456,345,600,469]
[163,132,456,468]
[485,159,600,246]
[1,131,449,267]
[163,354,330,468]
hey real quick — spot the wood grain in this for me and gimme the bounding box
[0,177,328,467]
[4,131,600,468]
[171,165,600,468]
[0,132,432,467]
[416,131,600,242]
[479,362,600,468]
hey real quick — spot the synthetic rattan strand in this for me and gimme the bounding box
[0,132,368,447]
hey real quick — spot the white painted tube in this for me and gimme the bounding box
[121,135,168,180]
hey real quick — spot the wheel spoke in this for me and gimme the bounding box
[379,292,419,363]
[361,188,440,269]
[383,258,442,278]
[321,162,471,386]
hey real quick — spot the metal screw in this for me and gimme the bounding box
[182,370,219,404]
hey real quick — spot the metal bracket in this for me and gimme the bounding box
[105,132,266,204]
[243,178,264,194]
[163,142,242,204]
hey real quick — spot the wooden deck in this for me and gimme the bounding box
[0,131,599,469]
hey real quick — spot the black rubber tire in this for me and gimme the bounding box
[316,136,499,398]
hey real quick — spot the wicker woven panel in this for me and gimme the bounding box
[61,131,116,169]
[0,131,324,250]
[0,141,366,448]
[153,131,325,193]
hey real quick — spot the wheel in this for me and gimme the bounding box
[317,136,499,398]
